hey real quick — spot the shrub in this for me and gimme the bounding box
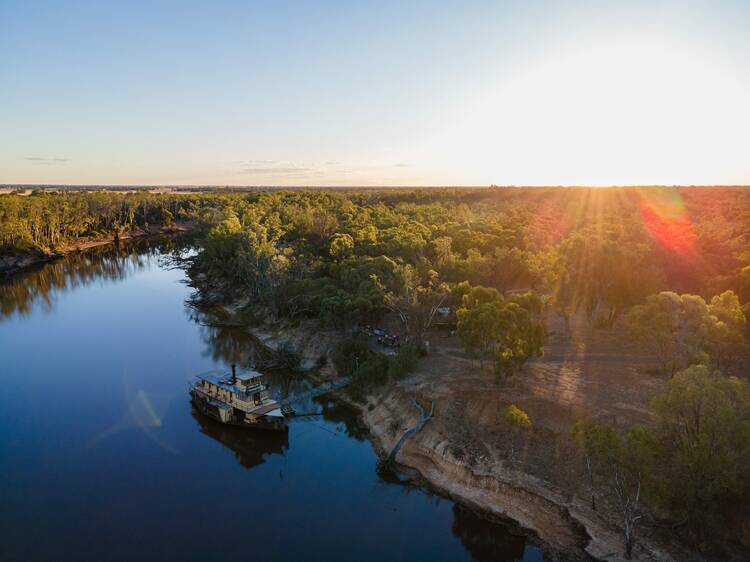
[387,344,420,380]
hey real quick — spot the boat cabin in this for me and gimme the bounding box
[190,366,287,431]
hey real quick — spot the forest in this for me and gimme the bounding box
[0,190,219,252]
[2,185,749,557]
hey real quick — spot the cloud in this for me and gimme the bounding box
[239,159,279,165]
[241,166,313,175]
[231,158,412,182]
[231,159,310,175]
[24,157,69,165]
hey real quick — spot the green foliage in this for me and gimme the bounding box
[12,187,743,345]
[332,338,421,401]
[628,290,747,374]
[504,404,532,431]
[0,191,205,252]
[329,232,354,259]
[572,417,621,466]
[387,344,421,380]
[331,337,373,377]
[456,285,545,374]
[551,225,662,328]
[649,365,750,529]
[198,211,286,302]
[574,366,750,547]
[503,404,532,464]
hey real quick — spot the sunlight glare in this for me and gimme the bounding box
[637,187,697,256]
[429,37,749,185]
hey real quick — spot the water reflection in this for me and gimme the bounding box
[0,236,192,320]
[452,504,536,562]
[0,235,551,562]
[314,397,370,441]
[191,300,548,562]
[191,407,288,470]
[188,305,302,373]
[192,317,269,367]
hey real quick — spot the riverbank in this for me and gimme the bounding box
[362,386,669,562]
[209,310,701,562]
[4,240,528,562]
[0,222,194,276]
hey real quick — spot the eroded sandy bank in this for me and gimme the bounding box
[206,314,690,562]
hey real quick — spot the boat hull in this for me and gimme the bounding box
[190,390,288,432]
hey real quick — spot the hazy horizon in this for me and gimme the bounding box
[2,0,750,187]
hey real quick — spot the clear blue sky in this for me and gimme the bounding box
[2,0,749,186]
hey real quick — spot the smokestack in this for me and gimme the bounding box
[231,364,237,384]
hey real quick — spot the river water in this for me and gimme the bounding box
[0,238,548,562]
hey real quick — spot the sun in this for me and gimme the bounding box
[425,36,750,186]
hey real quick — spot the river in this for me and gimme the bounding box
[0,238,548,562]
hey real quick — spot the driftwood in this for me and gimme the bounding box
[381,399,434,470]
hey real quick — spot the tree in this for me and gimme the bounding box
[629,291,747,375]
[384,264,448,351]
[457,300,503,367]
[614,426,656,560]
[707,290,747,372]
[493,301,546,376]
[572,419,653,559]
[430,235,455,271]
[572,418,619,511]
[504,404,531,463]
[552,226,660,330]
[649,364,750,534]
[198,212,285,303]
[457,286,545,374]
[329,232,354,260]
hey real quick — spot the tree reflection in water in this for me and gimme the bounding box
[312,397,369,441]
[189,306,310,399]
[452,503,543,562]
[0,236,192,320]
[2,235,549,561]
[191,302,546,562]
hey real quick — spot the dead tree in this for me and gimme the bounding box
[613,466,642,560]
[381,399,434,469]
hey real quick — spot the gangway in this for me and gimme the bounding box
[191,367,352,415]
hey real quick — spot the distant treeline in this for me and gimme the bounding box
[184,185,750,374]
[184,186,750,307]
[3,187,750,301]
[0,191,227,252]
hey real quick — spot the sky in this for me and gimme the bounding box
[1,0,749,186]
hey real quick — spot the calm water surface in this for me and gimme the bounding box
[0,239,547,562]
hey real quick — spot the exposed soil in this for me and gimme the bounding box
[199,305,706,561]
[358,314,702,562]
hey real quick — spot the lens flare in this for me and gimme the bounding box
[88,371,180,454]
[638,188,697,256]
